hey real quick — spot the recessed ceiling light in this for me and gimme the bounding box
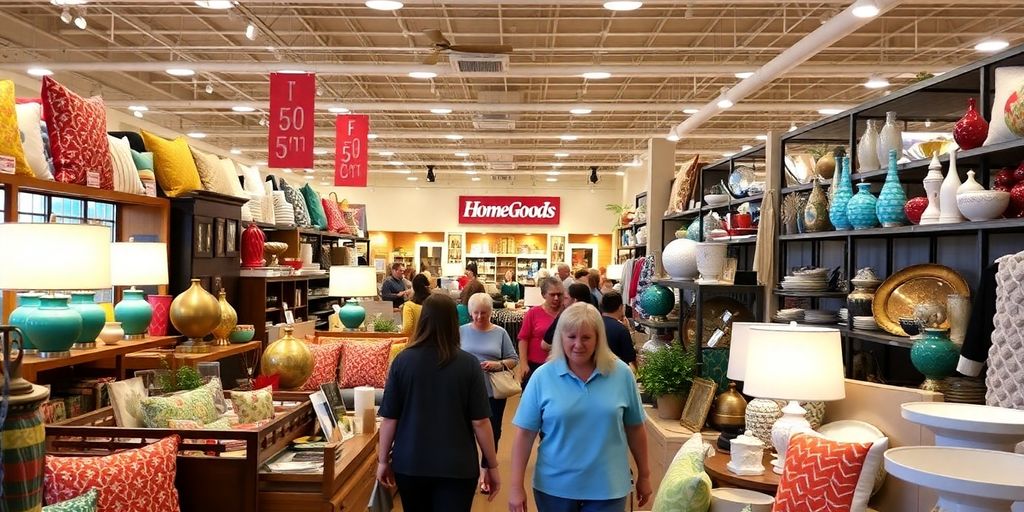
[974,39,1009,53]
[430,108,452,114]
[603,1,642,10]
[230,148,242,155]
[741,145,753,151]
[406,176,418,181]
[365,0,403,10]
[851,0,880,18]
[465,170,477,175]
[313,148,329,155]
[560,135,578,141]
[581,71,611,80]
[551,162,563,167]
[328,106,350,113]
[614,171,625,176]
[717,98,734,109]
[460,161,474,166]
[682,108,700,114]
[818,108,844,115]
[408,71,437,79]
[546,178,558,182]
[454,151,469,157]
[547,171,561,176]
[128,105,148,112]
[722,151,736,157]
[397,169,412,174]
[282,168,293,173]
[666,133,680,142]
[231,105,256,112]
[166,68,196,77]
[388,161,405,166]
[554,152,569,158]
[378,151,395,156]
[187,132,207,139]
[445,134,463,140]
[194,1,234,9]
[368,133,378,139]
[304,175,315,180]
[863,75,890,89]
[569,107,592,115]
[27,67,53,77]
[734,71,754,79]
[471,177,481,181]
[755,134,768,141]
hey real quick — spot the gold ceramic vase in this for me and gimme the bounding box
[170,279,221,353]
[260,326,313,389]
[211,289,238,347]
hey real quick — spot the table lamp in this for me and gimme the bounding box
[111,242,169,340]
[712,321,757,450]
[329,266,378,330]
[743,324,845,474]
[0,223,111,358]
[606,263,624,281]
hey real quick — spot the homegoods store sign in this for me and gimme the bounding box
[458,196,561,225]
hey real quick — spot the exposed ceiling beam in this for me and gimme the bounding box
[0,0,1017,4]
[198,130,762,140]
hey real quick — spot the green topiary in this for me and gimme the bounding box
[370,314,399,333]
[637,342,697,397]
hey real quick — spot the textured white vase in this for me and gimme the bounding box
[939,149,965,224]
[920,152,944,225]
[662,238,699,280]
[858,119,881,172]
[99,321,124,345]
[877,111,903,167]
[695,242,728,283]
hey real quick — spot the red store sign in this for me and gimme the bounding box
[458,196,560,225]
[334,114,369,187]
[268,72,315,168]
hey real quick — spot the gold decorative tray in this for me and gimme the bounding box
[871,264,970,336]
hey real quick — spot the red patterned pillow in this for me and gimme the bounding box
[40,76,114,189]
[301,341,345,391]
[338,338,394,388]
[45,435,180,512]
[773,433,872,512]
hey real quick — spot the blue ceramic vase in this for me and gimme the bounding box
[829,157,854,230]
[639,284,675,320]
[847,183,879,230]
[910,328,959,391]
[8,293,42,351]
[24,295,82,358]
[876,149,908,227]
[115,289,153,339]
[69,292,106,348]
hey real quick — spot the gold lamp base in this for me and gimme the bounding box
[713,382,749,451]
[212,338,231,347]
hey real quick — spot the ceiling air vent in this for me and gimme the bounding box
[449,53,509,74]
[473,113,515,131]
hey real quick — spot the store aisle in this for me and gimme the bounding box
[392,394,538,511]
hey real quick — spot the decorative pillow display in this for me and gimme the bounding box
[218,157,247,198]
[260,190,277,225]
[107,136,144,195]
[190,146,233,196]
[230,386,274,424]
[44,435,180,512]
[203,418,234,430]
[338,338,394,388]
[301,341,346,391]
[0,80,34,177]
[279,178,312,227]
[341,207,360,235]
[130,149,154,171]
[40,77,114,188]
[106,377,147,428]
[984,67,1024,146]
[652,433,712,512]
[138,385,217,428]
[389,342,407,363]
[772,433,873,512]
[203,377,227,415]
[807,427,889,509]
[43,488,99,512]
[15,101,53,180]
[667,156,702,213]
[140,130,202,197]
[321,197,346,232]
[300,183,329,230]
[239,162,265,196]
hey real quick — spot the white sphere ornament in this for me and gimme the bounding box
[662,238,699,279]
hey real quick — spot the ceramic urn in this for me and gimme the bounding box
[169,279,221,345]
[261,326,313,389]
[211,289,238,346]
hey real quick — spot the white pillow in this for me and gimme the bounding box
[107,135,144,194]
[983,66,1024,146]
[239,162,265,195]
[218,157,247,198]
[14,102,53,180]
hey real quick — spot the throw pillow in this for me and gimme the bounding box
[301,341,346,391]
[279,178,312,227]
[0,80,35,177]
[652,433,711,512]
[809,426,889,508]
[15,101,53,180]
[190,146,233,196]
[230,386,274,424]
[667,156,702,213]
[218,157,247,198]
[130,149,154,171]
[166,419,203,430]
[139,386,218,428]
[321,197,346,232]
[338,338,394,388]
[389,342,407,364]
[107,136,144,195]
[984,66,1024,146]
[44,435,180,512]
[203,377,227,415]
[341,205,361,235]
[43,488,99,512]
[239,162,265,196]
[772,433,873,512]
[106,377,147,428]
[39,77,114,188]
[140,130,202,197]
[203,418,234,430]
[301,183,329,230]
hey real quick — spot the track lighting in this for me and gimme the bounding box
[589,166,599,184]
[73,11,87,30]
[133,111,143,119]
[205,83,214,94]
[851,0,880,18]
[863,74,890,89]
[60,8,72,24]
[245,23,257,40]
[426,165,436,183]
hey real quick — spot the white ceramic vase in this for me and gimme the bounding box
[877,111,903,167]
[939,149,965,224]
[858,119,881,172]
[99,321,125,345]
[695,242,728,283]
[662,238,699,280]
[947,294,971,346]
[920,152,944,225]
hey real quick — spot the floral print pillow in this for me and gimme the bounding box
[203,377,227,415]
[43,488,99,512]
[139,386,218,428]
[230,386,274,424]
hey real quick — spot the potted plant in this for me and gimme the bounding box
[370,314,399,333]
[637,342,697,420]
[605,203,635,228]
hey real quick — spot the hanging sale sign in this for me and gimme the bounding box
[268,72,315,168]
[335,114,369,187]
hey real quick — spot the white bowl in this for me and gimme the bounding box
[704,194,731,206]
[956,190,1009,221]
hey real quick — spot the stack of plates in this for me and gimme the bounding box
[805,310,838,324]
[774,308,805,323]
[852,315,880,331]
[838,308,849,322]
[944,377,987,404]
[780,268,829,292]
[272,191,296,226]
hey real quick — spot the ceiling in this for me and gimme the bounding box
[0,0,1022,187]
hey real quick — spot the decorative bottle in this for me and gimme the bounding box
[938,149,965,224]
[847,183,879,230]
[876,149,908,227]
[876,112,903,167]
[829,156,854,231]
[953,97,989,151]
[261,325,313,390]
[212,289,238,347]
[803,179,832,232]
[241,223,266,268]
[919,152,944,225]
[857,120,880,172]
[911,328,959,392]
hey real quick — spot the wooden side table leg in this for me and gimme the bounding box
[115,355,125,380]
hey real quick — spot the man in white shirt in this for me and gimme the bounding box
[556,263,574,289]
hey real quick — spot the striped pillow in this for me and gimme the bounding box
[107,135,144,195]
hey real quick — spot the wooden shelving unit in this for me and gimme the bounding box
[238,273,335,343]
[21,335,180,381]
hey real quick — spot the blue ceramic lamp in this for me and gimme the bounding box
[329,265,379,330]
[111,242,169,340]
[0,223,112,359]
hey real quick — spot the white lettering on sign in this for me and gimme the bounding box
[462,200,558,219]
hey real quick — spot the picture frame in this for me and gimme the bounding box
[722,258,738,285]
[225,219,239,257]
[213,218,226,258]
[349,203,368,234]
[680,377,718,432]
[193,217,213,258]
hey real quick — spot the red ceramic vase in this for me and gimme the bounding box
[146,294,173,336]
[953,97,989,151]
[241,223,266,268]
[904,196,928,225]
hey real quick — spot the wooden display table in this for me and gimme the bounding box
[704,450,780,495]
[120,341,261,373]
[22,335,180,381]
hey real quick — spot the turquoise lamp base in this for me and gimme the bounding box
[9,292,43,354]
[115,288,153,340]
[23,295,82,359]
[339,299,366,330]
[70,292,106,350]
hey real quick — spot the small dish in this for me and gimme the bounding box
[704,194,731,206]
[230,324,256,343]
[899,317,922,337]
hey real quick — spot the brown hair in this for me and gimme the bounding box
[587,268,600,290]
[409,293,461,366]
[574,269,590,279]
[460,279,486,305]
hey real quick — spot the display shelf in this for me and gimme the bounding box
[654,278,762,293]
[0,172,168,208]
[634,317,679,330]
[119,341,261,373]
[307,294,336,300]
[846,328,915,349]
[772,289,849,298]
[778,217,1024,240]
[663,208,701,220]
[21,335,181,381]
[730,194,764,206]
[310,309,335,316]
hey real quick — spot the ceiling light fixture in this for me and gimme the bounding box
[863,74,890,89]
[975,39,1010,53]
[231,105,256,112]
[27,68,53,77]
[365,0,404,10]
[277,69,306,74]
[755,134,768,141]
[133,111,143,119]
[313,148,329,155]
[454,151,469,157]
[230,148,243,155]
[734,71,754,79]
[187,132,207,139]
[245,23,258,40]
[818,108,844,115]
[554,152,569,158]
[59,8,72,23]
[426,165,436,183]
[460,161,474,166]
[683,108,700,114]
[430,108,452,114]
[717,97,734,109]
[614,171,626,176]
[629,157,642,167]
[589,166,599,184]
[166,68,196,77]
[471,177,481,182]
[194,1,233,8]
[378,151,395,156]
[546,178,558,182]
[328,107,350,113]
[569,107,592,115]
[560,135,578,141]
[51,0,88,6]
[368,133,378,139]
[551,162,564,167]
[73,12,87,30]
[722,151,736,157]
[924,119,933,128]
[205,83,214,94]
[789,122,798,132]
[666,133,680,142]
[445,134,463,141]
[406,176,418,181]
[388,161,405,166]
[465,170,477,175]
[396,169,412,174]
[546,171,561,176]
[408,71,437,79]
[581,71,611,80]
[851,0,880,18]
[741,145,753,151]
[603,1,642,10]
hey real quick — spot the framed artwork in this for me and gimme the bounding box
[349,203,368,234]
[446,233,463,263]
[225,219,239,257]
[213,218,226,258]
[680,377,718,432]
[193,217,213,258]
[722,258,738,284]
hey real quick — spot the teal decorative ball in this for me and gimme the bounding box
[639,284,674,318]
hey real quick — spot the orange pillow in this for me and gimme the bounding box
[773,433,872,512]
[301,341,345,391]
[338,338,394,388]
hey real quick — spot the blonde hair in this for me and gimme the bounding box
[467,292,493,314]
[549,302,618,376]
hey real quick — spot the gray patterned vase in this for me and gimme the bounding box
[876,149,908,227]
[847,182,879,230]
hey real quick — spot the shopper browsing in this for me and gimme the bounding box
[541,282,600,348]
[599,291,638,371]
[501,269,524,301]
[400,273,431,340]
[457,279,486,326]
[381,262,411,308]
[556,263,573,289]
[517,277,563,386]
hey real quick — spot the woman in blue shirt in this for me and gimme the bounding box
[508,302,652,512]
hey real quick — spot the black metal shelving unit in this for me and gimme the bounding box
[616,192,649,263]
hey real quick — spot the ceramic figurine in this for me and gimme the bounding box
[802,179,832,232]
[858,119,881,172]
[727,431,766,476]
[847,183,879,230]
[877,111,903,167]
[829,156,854,230]
[958,170,984,194]
[877,149,908,227]
[919,152,944,225]
[953,97,989,151]
[939,149,965,224]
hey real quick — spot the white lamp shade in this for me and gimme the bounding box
[329,266,378,297]
[442,263,464,277]
[110,242,169,286]
[743,325,846,402]
[523,286,543,307]
[727,322,804,381]
[606,263,624,281]
[0,223,112,290]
